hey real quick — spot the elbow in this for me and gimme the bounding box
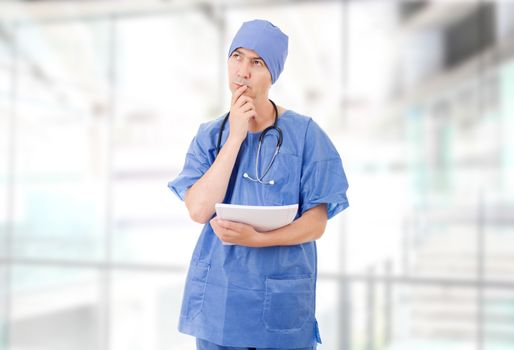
[313,227,325,240]
[186,201,214,224]
[184,190,214,224]
[313,221,327,240]
[188,207,213,224]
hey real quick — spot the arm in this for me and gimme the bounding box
[185,137,242,223]
[185,85,256,224]
[210,204,328,247]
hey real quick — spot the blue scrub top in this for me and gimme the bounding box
[168,110,349,348]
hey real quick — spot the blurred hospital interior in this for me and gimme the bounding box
[1,0,514,349]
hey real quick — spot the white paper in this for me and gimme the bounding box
[214,203,299,245]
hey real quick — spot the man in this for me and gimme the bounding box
[169,19,349,350]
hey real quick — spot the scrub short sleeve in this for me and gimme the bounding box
[168,123,213,201]
[300,119,349,219]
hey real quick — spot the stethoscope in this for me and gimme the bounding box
[216,99,283,185]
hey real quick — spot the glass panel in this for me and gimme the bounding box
[344,280,478,350]
[407,190,481,281]
[112,178,196,265]
[111,13,218,265]
[10,266,102,350]
[393,284,478,349]
[111,270,192,350]
[316,279,339,348]
[484,193,514,285]
[499,57,514,195]
[0,267,6,350]
[0,23,11,258]
[343,0,409,277]
[343,0,505,282]
[484,287,514,350]
[12,20,110,261]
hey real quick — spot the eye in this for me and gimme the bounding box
[232,52,240,59]
[253,60,263,66]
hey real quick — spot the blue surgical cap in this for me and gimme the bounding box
[228,19,289,84]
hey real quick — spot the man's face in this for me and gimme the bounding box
[227,47,272,100]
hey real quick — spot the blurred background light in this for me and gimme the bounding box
[1,1,514,349]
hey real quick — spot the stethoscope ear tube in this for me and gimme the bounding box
[216,114,230,156]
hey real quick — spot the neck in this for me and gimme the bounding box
[249,97,275,132]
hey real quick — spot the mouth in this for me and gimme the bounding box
[233,80,250,89]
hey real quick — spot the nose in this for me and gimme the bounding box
[237,59,251,79]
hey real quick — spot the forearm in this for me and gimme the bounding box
[185,136,243,223]
[254,204,328,247]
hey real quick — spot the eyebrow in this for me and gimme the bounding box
[234,49,264,61]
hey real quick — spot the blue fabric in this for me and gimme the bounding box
[228,19,288,84]
[168,110,349,348]
[196,337,316,349]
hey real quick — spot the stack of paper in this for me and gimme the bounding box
[215,203,299,233]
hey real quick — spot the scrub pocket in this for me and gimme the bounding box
[262,275,314,332]
[263,153,301,205]
[181,261,210,320]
